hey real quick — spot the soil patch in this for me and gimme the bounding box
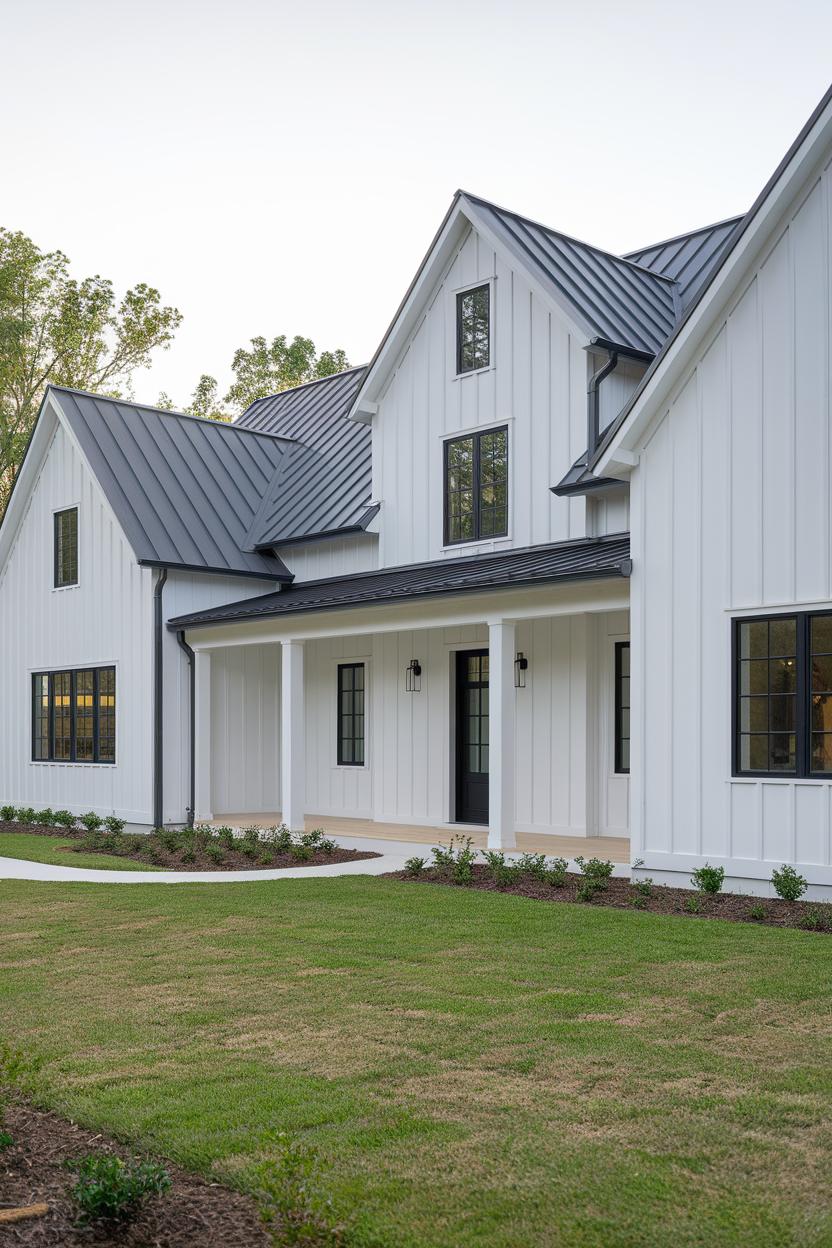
[385,865,832,934]
[0,1100,270,1246]
[0,822,379,872]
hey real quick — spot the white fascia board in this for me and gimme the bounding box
[596,93,832,477]
[0,392,60,577]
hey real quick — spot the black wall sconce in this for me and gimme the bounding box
[406,659,422,692]
[514,652,528,688]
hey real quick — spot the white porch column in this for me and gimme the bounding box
[281,640,306,831]
[194,649,213,821]
[488,619,516,850]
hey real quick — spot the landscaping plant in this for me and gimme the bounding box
[0,804,15,822]
[404,856,426,876]
[771,863,808,902]
[16,807,36,824]
[71,1154,171,1224]
[517,852,548,881]
[481,849,521,889]
[36,808,55,826]
[544,857,568,888]
[79,812,103,833]
[691,862,725,895]
[103,815,126,836]
[52,809,77,829]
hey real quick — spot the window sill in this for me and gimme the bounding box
[51,584,80,594]
[441,536,512,554]
[452,365,495,381]
[729,775,832,785]
[30,760,117,768]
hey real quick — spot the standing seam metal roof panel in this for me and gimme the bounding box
[623,217,744,310]
[51,387,293,580]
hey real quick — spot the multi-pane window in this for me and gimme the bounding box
[444,426,508,545]
[337,663,365,766]
[31,667,116,764]
[456,284,490,374]
[54,507,78,588]
[734,612,832,777]
[615,642,630,774]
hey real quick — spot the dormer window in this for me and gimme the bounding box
[54,507,78,588]
[456,284,490,374]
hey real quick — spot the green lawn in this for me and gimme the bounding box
[1,876,831,1247]
[0,831,159,871]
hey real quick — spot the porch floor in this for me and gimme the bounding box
[209,813,631,864]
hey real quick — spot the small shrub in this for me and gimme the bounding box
[35,807,55,826]
[684,895,701,914]
[79,811,103,833]
[180,848,196,864]
[257,848,275,866]
[430,842,457,871]
[318,837,338,855]
[576,878,604,903]
[574,856,614,891]
[404,856,426,876]
[264,825,293,854]
[290,842,312,862]
[0,1130,12,1150]
[71,1154,171,1224]
[205,843,224,866]
[481,849,521,889]
[451,837,477,884]
[771,864,808,903]
[630,894,648,910]
[52,809,77,829]
[691,862,725,895]
[155,828,181,853]
[631,875,654,898]
[16,807,36,825]
[300,828,325,849]
[0,804,15,822]
[103,815,126,836]
[799,907,825,931]
[79,830,104,852]
[193,824,213,852]
[748,903,767,921]
[517,852,548,882]
[215,826,235,849]
[544,857,569,888]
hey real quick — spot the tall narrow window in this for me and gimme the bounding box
[54,507,78,588]
[456,284,490,374]
[31,667,116,763]
[337,663,365,766]
[615,642,630,774]
[444,426,508,545]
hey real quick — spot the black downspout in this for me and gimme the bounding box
[153,568,168,829]
[587,349,619,459]
[176,630,195,828]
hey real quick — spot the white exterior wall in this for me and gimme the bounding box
[209,643,281,817]
[279,535,379,581]
[633,158,832,889]
[372,225,591,568]
[0,422,154,823]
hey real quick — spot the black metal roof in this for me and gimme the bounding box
[169,533,630,629]
[51,387,293,580]
[623,216,744,312]
[235,367,375,548]
[463,192,679,356]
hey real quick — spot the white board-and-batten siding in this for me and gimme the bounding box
[633,157,832,888]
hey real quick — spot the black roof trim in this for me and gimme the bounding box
[169,534,630,630]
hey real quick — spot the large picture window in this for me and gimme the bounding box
[54,507,78,588]
[444,426,508,545]
[734,612,832,777]
[456,284,490,374]
[337,663,365,766]
[615,642,630,774]
[32,667,116,764]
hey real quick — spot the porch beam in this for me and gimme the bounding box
[194,649,212,821]
[488,619,516,850]
[281,640,306,831]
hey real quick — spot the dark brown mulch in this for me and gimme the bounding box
[0,1101,271,1247]
[385,865,832,933]
[0,822,379,872]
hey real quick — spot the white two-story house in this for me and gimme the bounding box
[3,83,832,896]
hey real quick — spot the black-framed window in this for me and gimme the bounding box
[337,663,365,766]
[733,612,832,777]
[456,284,490,374]
[444,426,508,545]
[54,507,78,588]
[615,642,630,774]
[32,667,116,764]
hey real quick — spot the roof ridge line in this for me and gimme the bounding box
[237,365,369,417]
[622,214,745,259]
[459,190,680,287]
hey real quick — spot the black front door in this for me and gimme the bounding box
[456,649,489,824]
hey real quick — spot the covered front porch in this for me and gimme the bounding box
[173,557,632,855]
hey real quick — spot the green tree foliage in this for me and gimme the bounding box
[223,336,350,412]
[0,228,181,512]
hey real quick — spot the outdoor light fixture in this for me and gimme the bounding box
[514,652,528,688]
[406,659,422,692]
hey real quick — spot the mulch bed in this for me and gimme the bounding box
[386,865,832,933]
[0,1100,271,1246]
[0,822,379,872]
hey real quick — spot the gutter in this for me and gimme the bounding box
[152,567,168,828]
[176,630,195,828]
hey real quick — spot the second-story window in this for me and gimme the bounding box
[54,507,78,588]
[456,284,490,373]
[444,426,508,545]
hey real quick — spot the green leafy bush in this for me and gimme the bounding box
[180,848,196,864]
[318,837,338,855]
[630,894,648,909]
[301,828,325,849]
[79,830,104,852]
[544,857,569,888]
[215,826,235,849]
[799,907,828,931]
[691,863,725,895]
[771,864,808,902]
[748,903,766,921]
[574,856,614,886]
[103,815,125,836]
[576,878,604,903]
[155,828,181,853]
[52,809,77,829]
[684,895,701,914]
[0,1130,12,1150]
[205,843,224,866]
[79,812,103,833]
[517,852,548,881]
[481,849,521,889]
[71,1154,171,1223]
[35,807,55,825]
[16,807,36,825]
[264,825,293,854]
[430,842,456,871]
[404,856,426,876]
[0,804,16,822]
[257,848,275,865]
[631,875,654,898]
[290,843,312,862]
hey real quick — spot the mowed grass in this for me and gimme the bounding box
[1,877,831,1247]
[0,831,159,871]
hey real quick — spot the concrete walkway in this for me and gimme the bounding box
[0,834,631,886]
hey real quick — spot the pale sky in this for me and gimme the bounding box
[3,0,831,409]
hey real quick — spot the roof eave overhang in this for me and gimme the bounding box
[139,557,293,583]
[255,505,382,551]
[594,83,832,478]
[551,474,629,498]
